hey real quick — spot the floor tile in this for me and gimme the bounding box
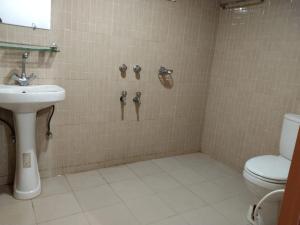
[215,162,242,178]
[0,185,22,207]
[0,201,35,225]
[150,215,189,225]
[168,168,206,185]
[126,195,175,225]
[212,176,248,195]
[174,154,213,171]
[189,181,238,204]
[141,173,181,192]
[85,203,140,225]
[212,196,251,225]
[38,213,89,225]
[212,192,269,225]
[33,193,81,223]
[0,154,252,225]
[40,175,71,198]
[99,166,138,183]
[152,157,185,172]
[66,170,106,191]
[158,187,207,213]
[196,164,230,181]
[110,178,154,201]
[127,161,164,177]
[182,206,232,225]
[74,185,121,211]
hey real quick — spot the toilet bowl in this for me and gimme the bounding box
[243,155,288,200]
[243,114,300,200]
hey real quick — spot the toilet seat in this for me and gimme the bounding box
[243,169,286,192]
[244,155,290,183]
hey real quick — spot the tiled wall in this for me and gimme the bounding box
[0,0,218,184]
[202,0,300,169]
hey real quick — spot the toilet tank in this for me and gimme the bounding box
[280,114,300,160]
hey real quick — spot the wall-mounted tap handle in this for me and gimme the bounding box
[133,91,141,105]
[119,64,127,73]
[133,65,142,74]
[11,73,20,81]
[120,90,127,104]
[159,66,173,76]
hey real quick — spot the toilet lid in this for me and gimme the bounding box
[245,155,291,182]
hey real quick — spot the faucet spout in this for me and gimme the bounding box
[11,52,36,86]
[22,52,29,75]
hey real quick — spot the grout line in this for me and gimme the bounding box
[28,153,246,225]
[31,199,39,225]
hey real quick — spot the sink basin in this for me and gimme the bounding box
[0,84,65,199]
[0,84,65,112]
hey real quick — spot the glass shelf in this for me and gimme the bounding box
[0,41,59,52]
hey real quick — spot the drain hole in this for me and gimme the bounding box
[22,91,26,93]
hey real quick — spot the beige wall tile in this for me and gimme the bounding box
[0,0,218,184]
[201,0,300,169]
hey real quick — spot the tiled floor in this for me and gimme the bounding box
[0,153,274,225]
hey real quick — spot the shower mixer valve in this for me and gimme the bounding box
[133,92,141,105]
[159,66,173,76]
[119,64,127,73]
[133,65,142,74]
[120,91,127,105]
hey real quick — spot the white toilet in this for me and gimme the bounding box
[243,113,300,199]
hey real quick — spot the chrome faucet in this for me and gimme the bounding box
[11,52,36,86]
[159,66,173,76]
[120,91,127,105]
[133,65,142,74]
[133,92,141,105]
[119,64,127,73]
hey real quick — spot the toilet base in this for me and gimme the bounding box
[243,170,284,201]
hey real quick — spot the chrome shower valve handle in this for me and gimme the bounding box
[133,65,142,74]
[119,64,127,73]
[120,91,127,105]
[133,91,141,105]
[159,66,173,76]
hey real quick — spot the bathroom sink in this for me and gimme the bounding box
[0,84,65,112]
[0,84,65,200]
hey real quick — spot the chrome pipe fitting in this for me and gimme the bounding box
[133,91,141,105]
[120,90,127,105]
[133,65,142,74]
[159,66,173,76]
[119,64,127,73]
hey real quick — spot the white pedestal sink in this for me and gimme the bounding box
[0,85,65,199]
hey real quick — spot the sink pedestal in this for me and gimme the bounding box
[0,84,65,199]
[14,112,41,199]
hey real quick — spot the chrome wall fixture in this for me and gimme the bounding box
[11,52,36,86]
[120,90,127,120]
[119,64,127,73]
[133,65,141,74]
[133,91,141,121]
[159,66,173,76]
[120,91,127,105]
[133,92,141,105]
